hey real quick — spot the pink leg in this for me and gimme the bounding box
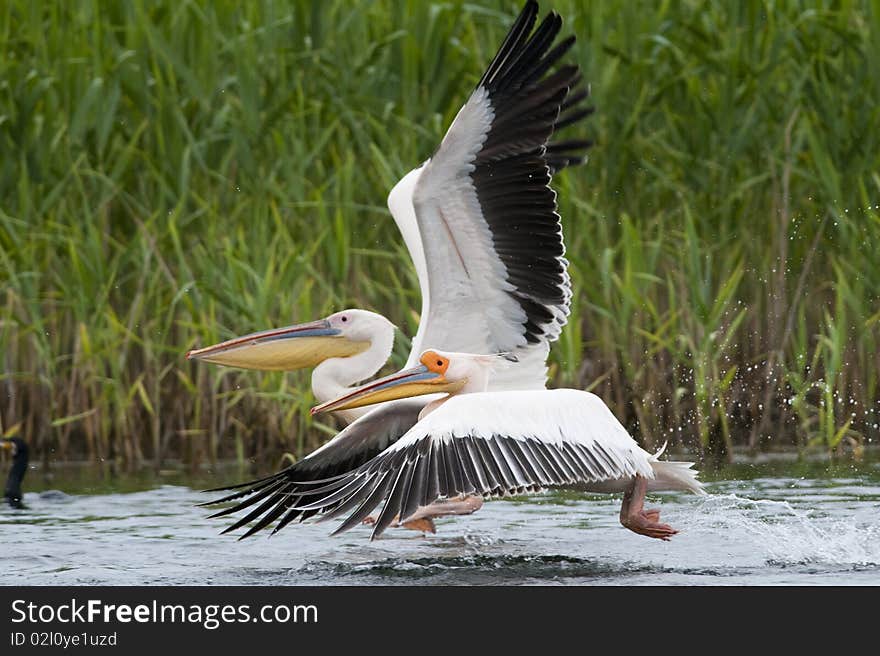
[361,515,436,533]
[619,476,678,541]
[362,495,484,534]
[403,495,483,521]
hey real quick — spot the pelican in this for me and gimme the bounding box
[187,0,592,420]
[195,1,594,535]
[294,349,705,540]
[188,310,396,424]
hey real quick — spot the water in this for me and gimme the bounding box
[3,458,879,585]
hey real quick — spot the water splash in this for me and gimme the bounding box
[7,475,880,584]
[684,493,880,567]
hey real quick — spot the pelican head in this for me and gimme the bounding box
[186,309,393,371]
[310,349,502,416]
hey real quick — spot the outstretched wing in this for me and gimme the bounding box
[200,400,423,539]
[279,390,658,539]
[388,0,593,391]
[201,2,595,537]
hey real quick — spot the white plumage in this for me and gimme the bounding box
[189,0,589,417]
[298,353,704,539]
[199,1,604,540]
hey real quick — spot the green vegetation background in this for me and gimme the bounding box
[2,0,879,472]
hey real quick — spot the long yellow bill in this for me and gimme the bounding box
[310,361,464,416]
[186,319,368,371]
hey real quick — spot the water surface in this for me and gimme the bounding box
[3,457,879,585]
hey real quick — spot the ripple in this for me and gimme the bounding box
[296,554,660,584]
[6,474,880,585]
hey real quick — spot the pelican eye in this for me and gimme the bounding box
[420,351,449,373]
[341,316,348,322]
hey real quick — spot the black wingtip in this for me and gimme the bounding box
[197,496,235,508]
[369,521,391,541]
[329,522,350,537]
[238,526,262,541]
[201,478,265,493]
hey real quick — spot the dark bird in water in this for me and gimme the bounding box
[1,437,28,509]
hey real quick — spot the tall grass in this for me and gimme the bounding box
[1,0,878,471]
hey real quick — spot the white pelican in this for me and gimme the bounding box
[188,310,397,424]
[297,350,705,540]
[187,0,592,422]
[197,1,594,536]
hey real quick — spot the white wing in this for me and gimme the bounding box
[201,3,596,539]
[298,389,701,537]
[388,2,592,390]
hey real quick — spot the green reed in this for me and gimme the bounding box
[1,0,878,470]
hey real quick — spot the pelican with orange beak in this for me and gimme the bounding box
[301,350,705,540]
[187,0,593,426]
[197,0,595,537]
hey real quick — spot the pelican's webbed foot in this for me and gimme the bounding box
[619,476,678,541]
